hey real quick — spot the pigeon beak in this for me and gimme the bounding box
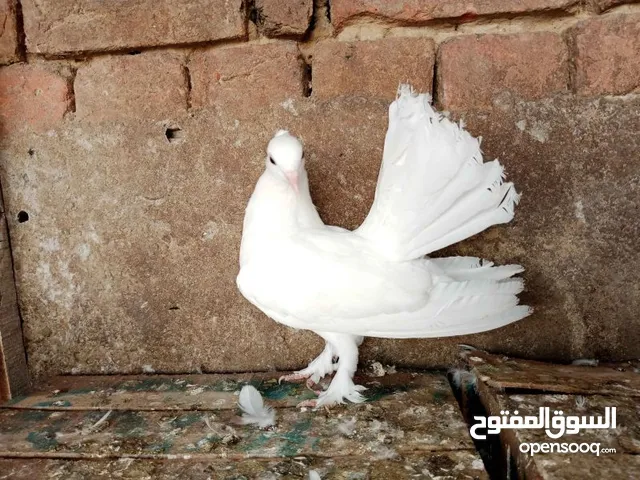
[285,171,299,194]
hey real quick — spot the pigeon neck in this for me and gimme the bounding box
[239,172,301,264]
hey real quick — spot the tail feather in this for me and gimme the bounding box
[412,184,520,257]
[362,303,532,339]
[430,278,525,299]
[409,163,511,253]
[429,256,524,281]
[444,264,524,281]
[356,84,521,261]
[416,305,532,338]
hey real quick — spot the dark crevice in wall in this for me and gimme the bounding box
[14,0,27,61]
[431,50,440,107]
[302,0,331,43]
[302,0,319,40]
[245,0,263,32]
[25,37,248,62]
[66,67,77,115]
[326,0,331,23]
[336,8,577,34]
[302,58,312,97]
[165,126,184,144]
[182,63,193,110]
[563,28,578,95]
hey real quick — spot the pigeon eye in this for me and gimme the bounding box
[269,156,276,165]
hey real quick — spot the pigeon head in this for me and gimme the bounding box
[266,130,304,194]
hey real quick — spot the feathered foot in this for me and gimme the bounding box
[315,371,367,408]
[296,333,367,408]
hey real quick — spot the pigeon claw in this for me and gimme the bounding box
[278,372,311,384]
[296,399,318,409]
[305,377,323,395]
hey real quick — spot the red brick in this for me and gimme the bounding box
[573,14,640,97]
[331,0,579,31]
[21,0,245,56]
[0,64,71,135]
[438,33,569,111]
[75,51,187,122]
[0,0,19,64]
[255,0,313,37]
[313,38,435,100]
[190,43,303,112]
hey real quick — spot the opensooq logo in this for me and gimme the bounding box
[469,406,617,440]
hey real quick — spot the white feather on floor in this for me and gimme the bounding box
[237,385,276,428]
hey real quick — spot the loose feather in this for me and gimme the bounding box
[237,385,276,428]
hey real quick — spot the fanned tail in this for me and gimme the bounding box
[351,85,530,338]
[356,84,521,261]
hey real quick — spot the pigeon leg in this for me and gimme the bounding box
[315,333,367,407]
[278,342,337,388]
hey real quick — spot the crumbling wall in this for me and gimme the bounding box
[0,0,638,380]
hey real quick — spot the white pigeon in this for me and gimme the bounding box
[237,85,531,407]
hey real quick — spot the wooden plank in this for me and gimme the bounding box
[7,372,451,412]
[0,451,489,479]
[524,454,640,480]
[475,380,640,479]
[0,405,470,459]
[0,372,475,459]
[0,207,29,401]
[462,349,640,396]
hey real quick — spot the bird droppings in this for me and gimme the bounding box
[280,98,299,116]
[514,118,550,143]
[572,358,599,366]
[371,444,399,460]
[40,238,61,253]
[337,417,357,436]
[574,200,587,224]
[33,400,72,408]
[575,395,587,409]
[201,221,220,241]
[75,243,91,260]
[365,361,397,377]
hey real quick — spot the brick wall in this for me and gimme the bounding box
[0,0,639,379]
